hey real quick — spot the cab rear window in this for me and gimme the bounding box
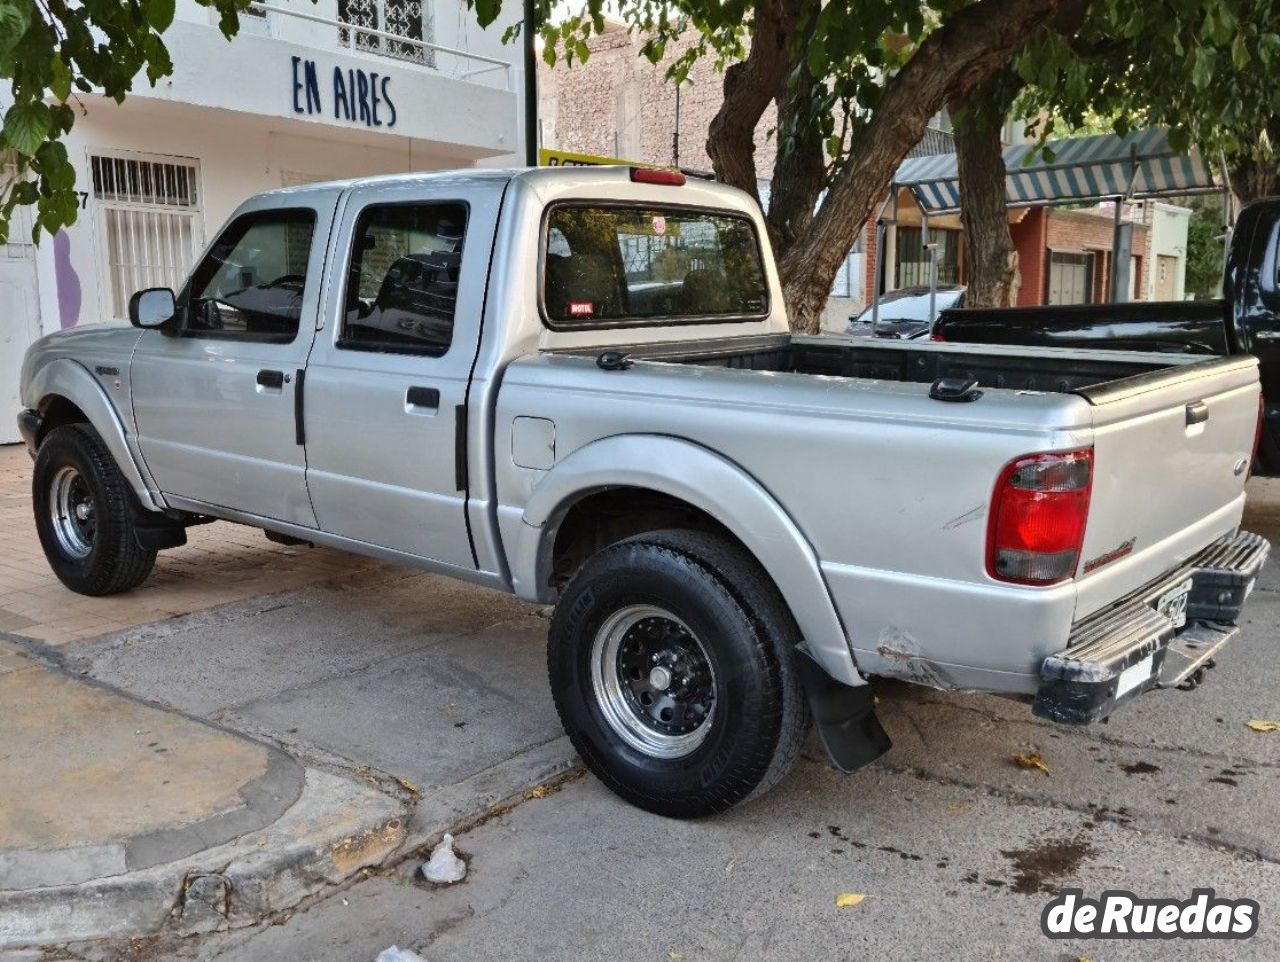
[542,205,768,327]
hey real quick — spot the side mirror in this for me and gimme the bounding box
[129,288,177,331]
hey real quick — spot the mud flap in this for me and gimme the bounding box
[796,651,892,774]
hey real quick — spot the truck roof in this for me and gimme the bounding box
[262,166,752,212]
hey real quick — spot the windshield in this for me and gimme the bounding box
[543,205,768,327]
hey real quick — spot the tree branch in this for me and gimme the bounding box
[777,0,1080,330]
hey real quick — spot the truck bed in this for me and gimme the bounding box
[584,332,1188,396]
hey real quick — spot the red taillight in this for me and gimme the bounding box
[630,167,686,186]
[930,333,946,342]
[987,449,1093,585]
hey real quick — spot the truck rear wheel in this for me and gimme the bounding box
[33,424,157,596]
[548,529,809,817]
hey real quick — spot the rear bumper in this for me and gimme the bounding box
[1033,530,1269,725]
[16,409,41,459]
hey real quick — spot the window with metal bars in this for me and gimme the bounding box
[90,153,203,320]
[338,0,436,67]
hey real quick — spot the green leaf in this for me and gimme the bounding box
[473,0,501,28]
[0,0,30,52]
[1190,46,1216,91]
[143,0,175,32]
[1232,33,1250,71]
[2,102,51,158]
[50,54,72,101]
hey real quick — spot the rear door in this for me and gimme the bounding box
[1074,356,1260,618]
[300,178,502,569]
[131,193,334,525]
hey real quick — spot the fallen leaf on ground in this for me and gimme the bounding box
[835,893,867,908]
[396,778,423,798]
[1246,720,1279,733]
[526,784,552,799]
[1013,753,1051,775]
[668,953,685,961]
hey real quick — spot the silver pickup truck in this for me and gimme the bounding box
[17,167,1270,817]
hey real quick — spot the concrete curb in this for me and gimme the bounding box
[405,735,583,854]
[0,769,406,949]
[0,736,584,951]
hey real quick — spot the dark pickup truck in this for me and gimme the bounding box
[934,198,1280,472]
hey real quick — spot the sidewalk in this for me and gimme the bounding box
[0,443,577,952]
[0,637,405,948]
[0,445,381,645]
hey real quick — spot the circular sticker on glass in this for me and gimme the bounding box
[652,215,666,236]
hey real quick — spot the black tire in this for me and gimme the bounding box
[32,424,157,596]
[548,528,810,818]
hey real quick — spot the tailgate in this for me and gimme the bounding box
[1074,356,1260,620]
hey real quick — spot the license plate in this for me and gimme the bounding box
[1155,578,1193,629]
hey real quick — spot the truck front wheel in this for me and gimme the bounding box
[32,424,157,596]
[548,529,809,817]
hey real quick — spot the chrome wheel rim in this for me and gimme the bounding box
[50,465,95,559]
[590,604,717,759]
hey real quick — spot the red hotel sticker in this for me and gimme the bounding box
[568,301,595,317]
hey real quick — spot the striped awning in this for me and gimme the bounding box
[893,129,1218,215]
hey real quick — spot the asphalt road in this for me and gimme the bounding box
[69,493,1280,962]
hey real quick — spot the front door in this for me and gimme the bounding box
[1156,254,1178,301]
[302,180,500,569]
[0,250,40,445]
[131,196,333,524]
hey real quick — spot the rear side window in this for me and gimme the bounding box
[340,202,468,356]
[185,209,315,342]
[543,205,768,327]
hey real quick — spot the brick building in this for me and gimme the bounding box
[860,194,1181,312]
[538,22,775,179]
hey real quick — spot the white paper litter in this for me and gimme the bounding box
[419,832,467,884]
[375,947,427,962]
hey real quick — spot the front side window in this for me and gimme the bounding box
[184,209,315,341]
[340,203,468,356]
[543,205,768,327]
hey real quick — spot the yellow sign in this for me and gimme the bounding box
[538,147,636,168]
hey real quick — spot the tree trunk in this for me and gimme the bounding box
[770,0,1076,331]
[1227,116,1280,206]
[704,0,803,212]
[951,74,1020,308]
[763,2,825,261]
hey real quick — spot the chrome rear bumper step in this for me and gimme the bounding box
[1034,529,1269,725]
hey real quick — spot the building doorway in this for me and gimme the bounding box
[0,165,40,444]
[90,151,204,320]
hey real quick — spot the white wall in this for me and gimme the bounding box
[34,97,479,337]
[1147,202,1190,301]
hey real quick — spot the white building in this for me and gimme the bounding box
[1145,202,1192,302]
[1,0,525,442]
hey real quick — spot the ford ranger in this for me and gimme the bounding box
[16,167,1270,817]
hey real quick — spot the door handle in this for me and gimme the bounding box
[406,386,440,411]
[1186,401,1209,426]
[257,369,285,389]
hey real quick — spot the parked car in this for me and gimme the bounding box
[933,198,1280,472]
[847,285,965,339]
[18,167,1268,817]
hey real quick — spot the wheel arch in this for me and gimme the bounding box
[514,434,864,686]
[27,358,164,512]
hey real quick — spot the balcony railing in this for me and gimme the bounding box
[248,2,513,90]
